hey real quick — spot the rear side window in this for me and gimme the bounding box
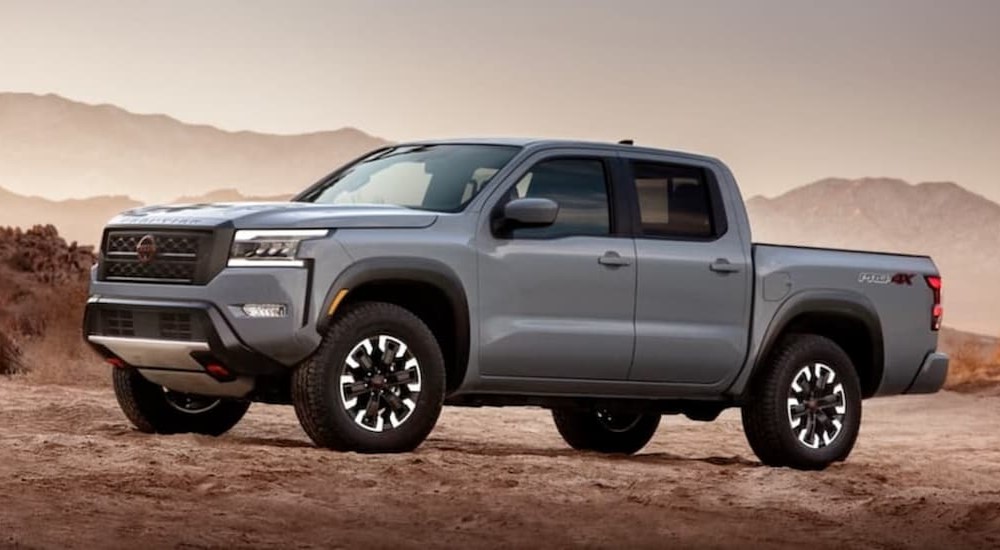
[631,162,716,238]
[508,158,611,239]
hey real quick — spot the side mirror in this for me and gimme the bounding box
[501,197,559,228]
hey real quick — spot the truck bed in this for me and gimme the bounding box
[748,243,940,396]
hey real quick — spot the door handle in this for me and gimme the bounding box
[709,258,741,274]
[598,251,632,267]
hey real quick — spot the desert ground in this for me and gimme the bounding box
[1,381,998,549]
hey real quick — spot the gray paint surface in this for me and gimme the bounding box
[87,138,946,401]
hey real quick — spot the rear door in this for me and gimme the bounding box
[622,155,752,384]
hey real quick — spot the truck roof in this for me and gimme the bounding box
[400,137,723,165]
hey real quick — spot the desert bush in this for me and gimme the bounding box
[1,225,94,283]
[0,224,103,385]
[0,331,23,375]
[19,281,107,386]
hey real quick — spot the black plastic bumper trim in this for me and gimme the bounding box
[83,299,288,377]
[904,352,949,394]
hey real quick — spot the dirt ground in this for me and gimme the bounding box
[1,381,998,549]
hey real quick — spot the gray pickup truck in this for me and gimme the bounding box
[84,139,948,470]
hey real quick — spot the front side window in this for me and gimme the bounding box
[299,144,520,212]
[631,162,715,238]
[506,158,611,239]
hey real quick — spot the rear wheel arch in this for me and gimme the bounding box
[746,292,885,399]
[317,258,471,393]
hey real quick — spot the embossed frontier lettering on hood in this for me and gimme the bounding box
[107,202,438,230]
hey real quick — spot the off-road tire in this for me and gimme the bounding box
[741,334,863,470]
[112,367,250,436]
[292,302,446,453]
[552,408,660,454]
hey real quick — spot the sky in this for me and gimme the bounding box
[1,0,999,201]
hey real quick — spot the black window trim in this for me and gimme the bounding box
[489,154,629,240]
[617,157,729,243]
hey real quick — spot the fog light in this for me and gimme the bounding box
[242,304,288,318]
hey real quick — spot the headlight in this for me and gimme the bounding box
[228,229,328,267]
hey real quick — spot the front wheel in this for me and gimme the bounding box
[292,302,446,453]
[552,408,660,454]
[741,334,863,470]
[112,368,250,436]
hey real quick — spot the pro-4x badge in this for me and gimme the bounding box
[858,272,914,285]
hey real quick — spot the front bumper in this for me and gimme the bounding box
[904,352,950,394]
[84,299,291,373]
[84,266,326,397]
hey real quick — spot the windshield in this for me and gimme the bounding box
[298,144,521,212]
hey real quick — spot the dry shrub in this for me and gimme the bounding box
[0,225,95,283]
[19,283,107,387]
[0,331,23,375]
[0,224,105,386]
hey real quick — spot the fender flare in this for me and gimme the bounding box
[728,290,885,399]
[316,257,471,386]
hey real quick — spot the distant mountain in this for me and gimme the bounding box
[0,92,388,203]
[0,184,298,245]
[748,177,1000,334]
[0,185,297,244]
[0,185,140,245]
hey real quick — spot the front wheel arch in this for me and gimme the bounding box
[317,257,471,393]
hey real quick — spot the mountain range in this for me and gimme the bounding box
[0,93,997,334]
[0,187,286,245]
[0,186,141,246]
[0,92,387,203]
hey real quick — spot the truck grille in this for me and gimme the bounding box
[99,230,217,284]
[106,233,200,256]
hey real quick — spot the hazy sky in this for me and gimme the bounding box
[2,0,999,201]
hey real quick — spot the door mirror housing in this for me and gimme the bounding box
[501,198,559,228]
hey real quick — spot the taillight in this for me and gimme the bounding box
[925,275,942,331]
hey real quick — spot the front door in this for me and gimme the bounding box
[477,155,636,380]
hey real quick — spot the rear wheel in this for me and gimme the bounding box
[552,408,660,454]
[292,302,446,453]
[741,334,862,470]
[112,368,250,436]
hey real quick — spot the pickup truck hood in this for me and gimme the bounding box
[106,202,439,230]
